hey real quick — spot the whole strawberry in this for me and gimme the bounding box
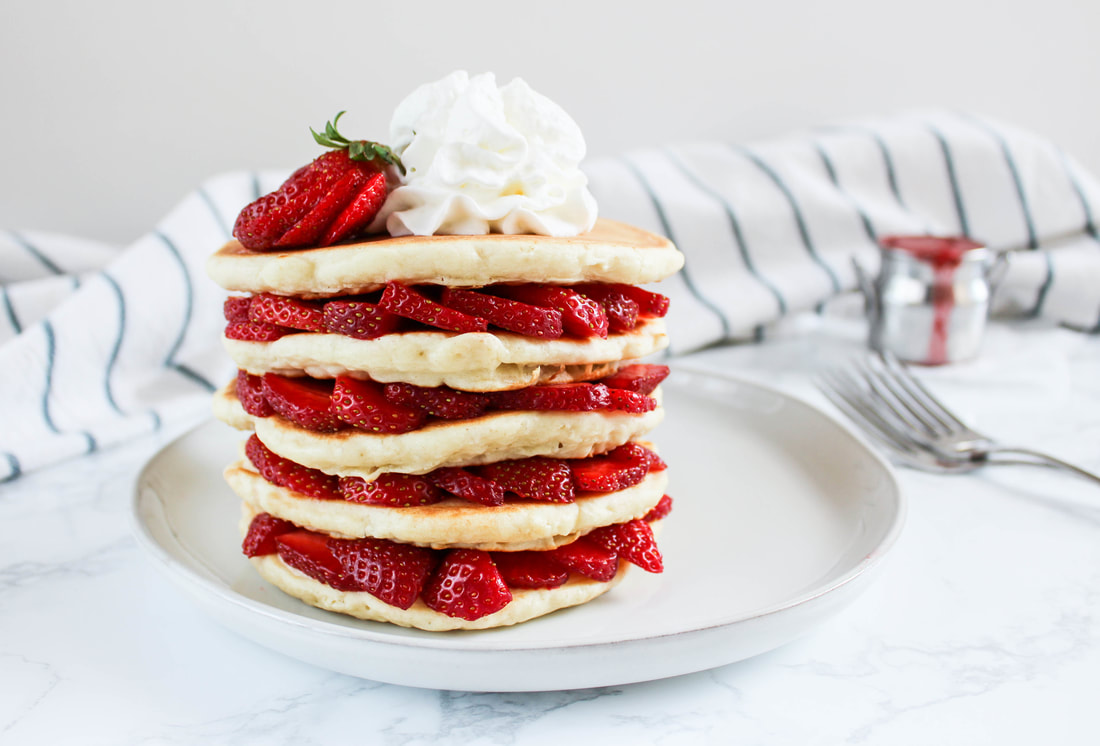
[233,112,403,250]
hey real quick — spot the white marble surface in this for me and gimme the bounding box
[3,318,1099,745]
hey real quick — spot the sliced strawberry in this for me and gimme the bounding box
[427,467,506,506]
[322,300,402,340]
[322,170,388,245]
[491,383,610,412]
[329,537,436,609]
[261,374,344,432]
[331,376,426,433]
[440,288,564,339]
[605,442,666,472]
[234,150,355,250]
[577,283,670,318]
[245,434,341,500]
[643,494,674,522]
[380,282,488,334]
[236,370,274,417]
[339,473,443,507]
[422,549,513,620]
[600,364,670,395]
[242,512,296,557]
[546,538,619,582]
[492,551,569,589]
[225,320,289,342]
[498,284,608,338]
[476,458,575,503]
[275,167,368,248]
[224,296,253,323]
[587,519,663,573]
[576,285,640,333]
[276,530,359,591]
[606,388,658,413]
[250,293,325,332]
[383,383,488,420]
[570,454,648,493]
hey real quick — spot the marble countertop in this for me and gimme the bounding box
[3,318,1098,745]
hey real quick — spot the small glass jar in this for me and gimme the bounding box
[867,236,995,365]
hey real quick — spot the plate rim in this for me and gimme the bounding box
[130,367,905,656]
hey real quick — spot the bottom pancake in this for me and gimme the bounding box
[249,551,631,632]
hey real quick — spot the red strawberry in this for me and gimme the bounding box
[275,530,359,591]
[491,383,611,412]
[492,551,569,589]
[261,374,344,432]
[232,113,400,250]
[643,494,674,522]
[576,285,640,333]
[576,283,669,318]
[440,288,564,338]
[600,364,670,395]
[245,434,341,500]
[587,519,663,573]
[322,300,402,340]
[606,388,657,413]
[546,538,619,582]
[225,320,289,342]
[605,442,666,472]
[498,285,608,338]
[339,473,443,507]
[331,376,427,433]
[250,293,325,332]
[236,370,274,417]
[322,171,388,245]
[383,383,488,420]
[224,296,253,323]
[275,167,370,247]
[427,467,506,506]
[329,537,436,609]
[242,512,296,557]
[477,458,576,503]
[570,454,648,493]
[422,549,513,620]
[380,282,488,334]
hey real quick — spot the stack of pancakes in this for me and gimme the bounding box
[207,218,684,630]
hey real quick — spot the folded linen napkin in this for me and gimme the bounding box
[2,110,1097,481]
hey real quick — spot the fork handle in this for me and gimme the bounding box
[985,446,1100,486]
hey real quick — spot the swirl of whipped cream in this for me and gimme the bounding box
[373,71,598,237]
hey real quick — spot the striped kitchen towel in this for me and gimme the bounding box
[2,110,1099,481]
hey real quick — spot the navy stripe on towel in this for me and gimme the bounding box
[101,273,127,414]
[664,149,788,316]
[964,116,1039,249]
[733,145,842,294]
[199,187,233,238]
[1029,252,1055,319]
[9,230,64,275]
[619,156,733,343]
[813,141,878,245]
[155,231,217,392]
[1,285,21,334]
[41,321,97,455]
[926,124,971,236]
[2,452,21,483]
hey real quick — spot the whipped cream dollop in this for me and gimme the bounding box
[373,71,598,237]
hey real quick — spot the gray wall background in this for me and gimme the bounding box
[4,0,1097,245]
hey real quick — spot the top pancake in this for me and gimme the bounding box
[206,218,684,296]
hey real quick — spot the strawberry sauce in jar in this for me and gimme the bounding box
[870,235,993,365]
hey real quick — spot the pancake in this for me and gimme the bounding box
[207,218,684,297]
[223,317,667,391]
[214,383,664,479]
[225,457,668,549]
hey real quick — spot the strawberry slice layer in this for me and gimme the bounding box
[322,300,401,340]
[599,364,670,395]
[331,376,426,433]
[428,467,506,506]
[380,282,488,334]
[250,293,325,332]
[587,519,664,573]
[422,549,513,621]
[491,383,610,412]
[242,513,296,557]
[477,458,576,503]
[492,551,569,589]
[330,536,436,609]
[498,285,608,339]
[339,473,443,507]
[262,374,344,432]
[440,288,564,338]
[546,538,619,581]
[384,382,488,420]
[245,434,341,500]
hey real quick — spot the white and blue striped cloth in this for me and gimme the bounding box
[2,110,1098,481]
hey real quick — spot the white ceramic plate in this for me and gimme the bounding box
[131,368,904,692]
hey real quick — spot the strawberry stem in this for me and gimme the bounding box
[311,111,405,175]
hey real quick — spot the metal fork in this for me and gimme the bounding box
[816,352,1100,485]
